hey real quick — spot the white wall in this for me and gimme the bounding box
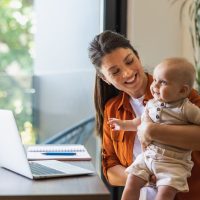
[127,0,184,72]
[34,0,101,142]
[34,0,101,73]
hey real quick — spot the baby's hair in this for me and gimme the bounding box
[162,57,196,88]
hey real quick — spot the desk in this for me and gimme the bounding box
[0,161,110,200]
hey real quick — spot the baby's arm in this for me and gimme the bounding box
[108,118,141,131]
[184,100,200,125]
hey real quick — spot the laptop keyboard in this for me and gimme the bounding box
[30,162,65,175]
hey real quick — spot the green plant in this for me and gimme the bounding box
[194,0,200,89]
[0,0,35,144]
[171,0,200,90]
[0,0,34,73]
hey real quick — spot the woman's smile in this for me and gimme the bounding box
[124,73,137,84]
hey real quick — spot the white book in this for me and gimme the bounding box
[27,144,92,161]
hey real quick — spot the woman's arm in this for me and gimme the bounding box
[107,165,127,186]
[138,122,200,151]
[102,107,129,185]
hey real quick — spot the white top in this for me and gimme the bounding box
[130,96,157,200]
[129,96,144,159]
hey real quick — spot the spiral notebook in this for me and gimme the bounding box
[27,144,92,161]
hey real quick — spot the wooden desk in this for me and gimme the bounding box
[0,161,110,200]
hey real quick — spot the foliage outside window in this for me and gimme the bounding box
[0,0,35,144]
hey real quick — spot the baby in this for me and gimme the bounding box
[109,58,200,200]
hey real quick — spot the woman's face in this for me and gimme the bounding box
[100,48,147,98]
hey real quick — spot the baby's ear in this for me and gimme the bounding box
[180,84,190,97]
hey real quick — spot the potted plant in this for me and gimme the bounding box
[173,0,200,90]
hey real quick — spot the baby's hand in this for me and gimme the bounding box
[137,110,153,149]
[108,118,124,130]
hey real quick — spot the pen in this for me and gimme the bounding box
[42,152,76,156]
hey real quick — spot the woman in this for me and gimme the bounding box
[88,30,200,200]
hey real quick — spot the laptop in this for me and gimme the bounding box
[0,109,94,179]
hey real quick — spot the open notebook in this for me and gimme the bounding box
[27,144,92,161]
[0,109,94,179]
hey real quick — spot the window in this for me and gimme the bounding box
[0,0,102,145]
[0,0,35,144]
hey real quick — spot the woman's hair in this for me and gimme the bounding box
[88,30,139,138]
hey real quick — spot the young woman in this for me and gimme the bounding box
[88,30,200,200]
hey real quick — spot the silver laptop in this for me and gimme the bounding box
[0,109,94,179]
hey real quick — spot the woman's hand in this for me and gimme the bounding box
[137,110,154,150]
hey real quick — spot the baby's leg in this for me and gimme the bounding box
[121,173,146,200]
[155,186,177,200]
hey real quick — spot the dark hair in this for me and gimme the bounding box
[88,30,139,138]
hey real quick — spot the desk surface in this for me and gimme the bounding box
[0,161,110,200]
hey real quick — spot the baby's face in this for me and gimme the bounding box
[150,64,184,103]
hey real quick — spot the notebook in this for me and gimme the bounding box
[27,144,91,161]
[0,109,94,179]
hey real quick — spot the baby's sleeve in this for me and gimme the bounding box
[184,100,200,125]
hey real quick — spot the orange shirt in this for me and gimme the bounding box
[102,74,200,200]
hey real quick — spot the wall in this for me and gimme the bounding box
[33,0,101,142]
[127,0,188,72]
[34,0,101,73]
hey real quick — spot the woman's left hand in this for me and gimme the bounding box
[137,110,154,150]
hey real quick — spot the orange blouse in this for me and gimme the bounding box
[102,73,200,200]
